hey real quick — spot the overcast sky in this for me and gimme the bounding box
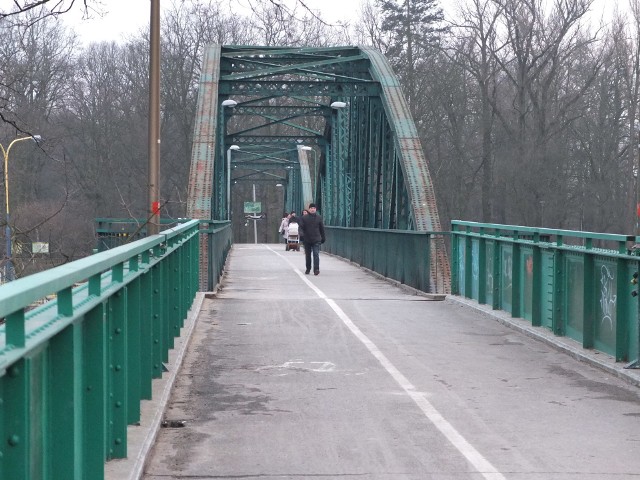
[63,0,620,45]
[65,0,362,44]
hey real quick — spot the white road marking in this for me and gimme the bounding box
[256,361,336,374]
[268,245,507,480]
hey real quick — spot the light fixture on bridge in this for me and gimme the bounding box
[330,101,347,109]
[221,99,238,108]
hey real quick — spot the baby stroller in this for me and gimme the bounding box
[285,222,301,251]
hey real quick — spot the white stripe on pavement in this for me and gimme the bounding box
[269,246,507,480]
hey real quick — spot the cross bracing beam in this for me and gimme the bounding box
[219,55,371,82]
[232,106,327,116]
[227,135,325,145]
[228,113,323,137]
[218,81,381,97]
[187,44,449,290]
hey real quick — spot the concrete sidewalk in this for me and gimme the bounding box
[109,244,640,480]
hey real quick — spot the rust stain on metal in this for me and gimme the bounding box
[187,45,221,220]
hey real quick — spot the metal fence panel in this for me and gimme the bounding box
[0,220,203,479]
[452,220,640,364]
[325,226,445,294]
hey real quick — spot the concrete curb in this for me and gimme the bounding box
[448,295,640,389]
[105,291,206,480]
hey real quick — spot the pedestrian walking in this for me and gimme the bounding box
[298,203,325,275]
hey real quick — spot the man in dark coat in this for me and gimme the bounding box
[298,203,325,275]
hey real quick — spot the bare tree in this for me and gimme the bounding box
[445,0,503,222]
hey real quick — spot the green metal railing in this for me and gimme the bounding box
[94,218,232,292]
[95,217,186,251]
[0,219,206,480]
[324,226,449,293]
[451,221,640,362]
[202,221,233,291]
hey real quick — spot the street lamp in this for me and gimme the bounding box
[221,98,237,221]
[226,145,239,220]
[330,101,347,109]
[301,146,318,203]
[1,134,41,281]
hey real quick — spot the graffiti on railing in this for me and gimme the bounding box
[502,249,512,290]
[599,264,616,332]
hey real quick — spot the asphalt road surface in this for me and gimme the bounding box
[143,244,640,480]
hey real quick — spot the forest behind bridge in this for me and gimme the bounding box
[0,0,637,275]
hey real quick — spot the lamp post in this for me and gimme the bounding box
[222,99,237,221]
[1,135,41,281]
[226,145,239,221]
[301,146,318,203]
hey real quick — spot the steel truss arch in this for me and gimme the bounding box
[186,45,449,290]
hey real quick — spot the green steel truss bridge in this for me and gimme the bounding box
[6,45,640,480]
[186,45,449,291]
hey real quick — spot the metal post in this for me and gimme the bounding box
[252,183,258,244]
[148,0,161,235]
[3,146,12,281]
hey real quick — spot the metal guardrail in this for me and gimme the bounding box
[95,217,188,251]
[324,226,449,294]
[0,220,204,480]
[451,221,640,363]
[201,221,233,291]
[95,218,232,292]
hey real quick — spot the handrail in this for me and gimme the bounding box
[451,220,640,364]
[0,219,202,480]
[325,226,450,294]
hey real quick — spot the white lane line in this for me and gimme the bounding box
[267,246,507,480]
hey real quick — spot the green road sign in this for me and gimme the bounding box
[244,202,261,214]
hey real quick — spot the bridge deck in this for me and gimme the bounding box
[124,244,640,479]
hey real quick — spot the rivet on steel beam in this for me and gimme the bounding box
[115,328,122,335]
[115,401,122,408]
[8,366,19,377]
[115,438,122,445]
[8,435,19,446]
[154,314,159,319]
[115,365,122,371]
[154,339,159,344]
